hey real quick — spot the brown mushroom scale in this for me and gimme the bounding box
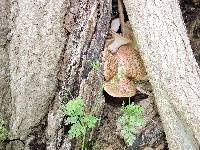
[117,45,145,80]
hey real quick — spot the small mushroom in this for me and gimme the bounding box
[104,76,136,97]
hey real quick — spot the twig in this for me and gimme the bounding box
[118,0,125,35]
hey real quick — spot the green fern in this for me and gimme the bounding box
[117,100,144,146]
[62,96,98,150]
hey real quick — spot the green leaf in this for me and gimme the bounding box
[117,102,144,146]
[90,60,100,70]
[84,114,98,128]
[68,122,86,139]
[0,127,7,140]
[120,126,136,146]
[62,96,84,117]
[65,116,79,125]
[62,95,98,146]
[117,115,127,125]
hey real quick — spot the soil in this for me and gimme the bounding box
[91,0,200,150]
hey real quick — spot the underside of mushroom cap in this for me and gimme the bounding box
[104,76,136,97]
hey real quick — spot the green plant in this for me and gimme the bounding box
[62,96,98,150]
[0,116,8,141]
[110,67,124,89]
[90,60,100,70]
[91,140,98,150]
[117,98,144,146]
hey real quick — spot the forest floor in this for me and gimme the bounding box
[91,0,200,150]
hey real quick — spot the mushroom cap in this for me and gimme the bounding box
[117,45,145,80]
[103,48,118,81]
[104,76,136,97]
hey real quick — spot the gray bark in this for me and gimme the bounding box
[46,0,111,149]
[8,0,67,141]
[0,0,11,120]
[123,0,200,149]
[0,1,12,149]
[0,0,111,149]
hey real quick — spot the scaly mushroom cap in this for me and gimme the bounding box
[104,76,136,97]
[117,45,145,80]
[103,48,118,81]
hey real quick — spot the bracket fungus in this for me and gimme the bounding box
[103,28,145,97]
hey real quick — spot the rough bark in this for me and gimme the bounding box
[123,0,200,149]
[0,1,12,149]
[0,0,11,120]
[0,0,111,149]
[8,0,67,142]
[1,0,68,149]
[46,0,111,149]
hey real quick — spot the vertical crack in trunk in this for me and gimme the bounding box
[45,0,112,149]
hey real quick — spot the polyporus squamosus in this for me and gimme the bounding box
[103,31,145,97]
[104,76,137,97]
[103,48,118,81]
[117,45,145,80]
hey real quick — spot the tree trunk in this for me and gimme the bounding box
[0,0,111,149]
[123,0,200,149]
[2,0,199,149]
[0,1,12,149]
[0,0,11,120]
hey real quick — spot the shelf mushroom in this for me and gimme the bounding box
[103,33,145,97]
